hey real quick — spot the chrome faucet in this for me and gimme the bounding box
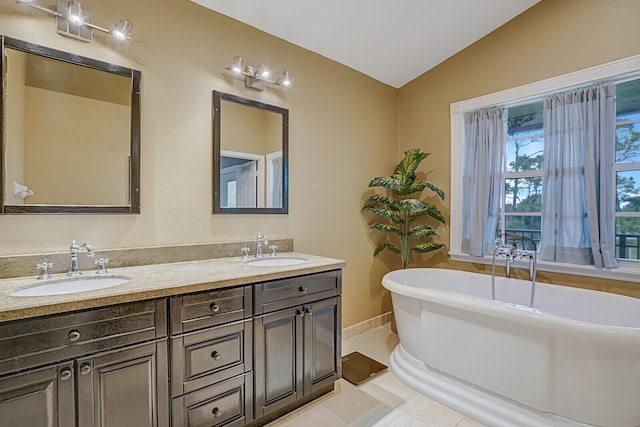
[511,234,538,307]
[256,233,268,258]
[491,238,516,301]
[67,240,94,277]
[491,234,538,307]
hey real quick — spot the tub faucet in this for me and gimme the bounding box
[508,234,538,307]
[491,235,538,307]
[491,238,517,301]
[256,233,268,258]
[67,240,95,277]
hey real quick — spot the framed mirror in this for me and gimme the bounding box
[213,91,288,214]
[0,36,141,214]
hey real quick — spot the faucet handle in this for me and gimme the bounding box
[95,258,109,274]
[36,261,53,280]
[240,247,250,259]
[269,245,278,257]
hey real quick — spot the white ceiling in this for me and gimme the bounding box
[192,0,540,88]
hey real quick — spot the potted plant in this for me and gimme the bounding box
[363,148,446,268]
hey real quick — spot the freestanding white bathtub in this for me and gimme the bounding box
[382,268,640,427]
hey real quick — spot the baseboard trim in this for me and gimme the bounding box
[342,312,394,340]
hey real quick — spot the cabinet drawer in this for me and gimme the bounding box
[254,270,341,314]
[0,299,166,376]
[170,286,252,334]
[171,319,252,396]
[172,373,253,427]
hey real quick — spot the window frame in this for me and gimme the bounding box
[450,53,640,283]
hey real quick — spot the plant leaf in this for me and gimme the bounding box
[423,181,445,201]
[392,183,421,196]
[374,242,401,257]
[368,176,403,189]
[411,243,446,253]
[393,149,429,185]
[409,203,446,224]
[370,223,401,234]
[396,199,426,212]
[365,195,399,210]
[362,206,402,223]
[408,225,439,239]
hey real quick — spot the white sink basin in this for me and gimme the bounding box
[246,257,308,267]
[8,276,130,297]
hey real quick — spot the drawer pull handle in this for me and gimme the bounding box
[209,303,220,313]
[211,351,221,361]
[295,309,304,317]
[298,286,308,294]
[59,368,72,381]
[212,407,222,418]
[80,364,92,375]
[305,308,313,316]
[68,330,81,342]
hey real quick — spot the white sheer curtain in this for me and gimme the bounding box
[461,107,506,257]
[540,83,617,268]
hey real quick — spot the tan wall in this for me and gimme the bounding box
[398,0,640,299]
[24,87,129,205]
[221,101,280,156]
[0,0,397,327]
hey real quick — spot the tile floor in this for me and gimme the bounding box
[266,325,485,427]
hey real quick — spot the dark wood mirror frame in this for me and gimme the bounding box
[0,36,141,214]
[213,91,289,214]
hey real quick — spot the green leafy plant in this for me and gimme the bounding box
[363,148,446,269]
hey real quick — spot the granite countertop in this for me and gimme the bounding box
[0,252,346,323]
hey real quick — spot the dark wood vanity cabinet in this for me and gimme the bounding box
[253,270,342,422]
[0,268,343,427]
[0,300,169,427]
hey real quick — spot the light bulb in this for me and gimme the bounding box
[277,71,291,87]
[66,0,84,25]
[230,56,244,74]
[112,19,132,40]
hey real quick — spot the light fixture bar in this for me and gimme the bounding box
[225,56,291,91]
[15,0,132,43]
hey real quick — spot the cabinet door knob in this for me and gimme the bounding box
[295,309,304,317]
[80,364,92,375]
[305,307,313,316]
[298,286,307,294]
[209,303,220,313]
[59,368,72,381]
[212,407,222,418]
[68,330,81,342]
[211,351,221,361]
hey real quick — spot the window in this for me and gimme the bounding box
[500,102,544,247]
[450,53,640,280]
[615,79,640,260]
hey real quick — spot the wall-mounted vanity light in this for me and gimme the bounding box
[225,56,291,91]
[14,0,132,43]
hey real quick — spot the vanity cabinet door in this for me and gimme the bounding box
[253,306,304,419]
[304,296,341,395]
[77,340,169,427]
[0,362,75,427]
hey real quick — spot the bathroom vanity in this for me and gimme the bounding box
[0,253,344,427]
